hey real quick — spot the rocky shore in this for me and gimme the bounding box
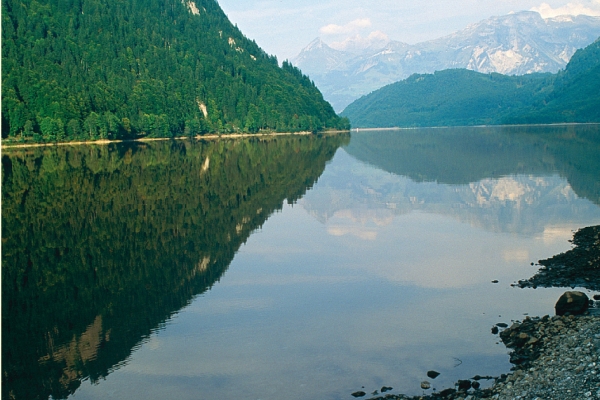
[516,225,600,291]
[355,312,599,400]
[489,313,599,399]
[351,225,600,400]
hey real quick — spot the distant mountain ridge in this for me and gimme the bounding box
[341,37,600,127]
[293,11,600,111]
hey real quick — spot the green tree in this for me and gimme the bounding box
[23,120,35,140]
[39,117,64,141]
[67,119,82,138]
[83,112,100,139]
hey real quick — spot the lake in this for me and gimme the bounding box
[2,125,600,400]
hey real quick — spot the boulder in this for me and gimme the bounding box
[555,291,589,316]
[457,380,472,390]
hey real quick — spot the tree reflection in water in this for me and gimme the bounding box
[1,134,348,400]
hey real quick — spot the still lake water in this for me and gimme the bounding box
[2,125,600,400]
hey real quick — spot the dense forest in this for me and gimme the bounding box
[1,0,349,142]
[1,134,349,400]
[342,37,600,128]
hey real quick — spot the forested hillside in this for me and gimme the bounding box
[1,0,349,142]
[342,37,600,128]
[512,37,600,123]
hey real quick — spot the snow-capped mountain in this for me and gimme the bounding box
[293,11,600,111]
[292,38,355,76]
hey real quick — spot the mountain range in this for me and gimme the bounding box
[341,37,600,127]
[293,11,600,111]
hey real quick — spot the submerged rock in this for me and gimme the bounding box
[457,379,472,390]
[555,291,589,316]
[439,388,456,397]
[426,370,440,379]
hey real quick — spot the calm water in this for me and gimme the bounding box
[2,125,600,400]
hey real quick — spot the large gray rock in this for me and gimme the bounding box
[555,291,589,316]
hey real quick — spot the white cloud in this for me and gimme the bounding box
[531,1,600,18]
[330,30,390,52]
[318,18,390,53]
[220,0,600,62]
[319,18,372,35]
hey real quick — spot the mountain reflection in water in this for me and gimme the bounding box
[311,124,600,235]
[1,135,348,400]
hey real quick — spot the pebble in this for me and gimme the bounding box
[490,315,600,400]
[426,370,440,379]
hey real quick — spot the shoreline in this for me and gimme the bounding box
[356,225,600,400]
[362,314,600,400]
[0,130,349,150]
[351,122,600,132]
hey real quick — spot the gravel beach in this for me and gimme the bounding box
[489,314,600,400]
[353,225,600,400]
[358,313,599,400]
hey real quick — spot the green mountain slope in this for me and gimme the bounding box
[341,37,600,128]
[1,0,349,141]
[510,37,600,123]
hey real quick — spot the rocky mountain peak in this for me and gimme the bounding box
[293,11,600,111]
[304,37,328,51]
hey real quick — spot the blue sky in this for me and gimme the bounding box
[217,0,600,60]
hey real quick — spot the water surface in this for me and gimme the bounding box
[2,125,600,399]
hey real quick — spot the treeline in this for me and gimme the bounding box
[1,133,349,399]
[341,37,600,127]
[1,0,349,142]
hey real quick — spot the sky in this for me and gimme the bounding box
[217,0,600,61]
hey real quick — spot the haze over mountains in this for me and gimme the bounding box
[341,37,600,127]
[293,11,600,111]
